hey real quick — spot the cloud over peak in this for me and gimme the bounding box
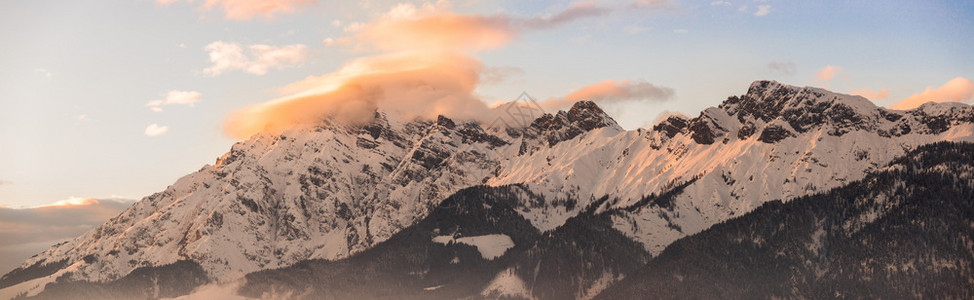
[222,1,616,139]
[891,77,974,110]
[222,51,493,139]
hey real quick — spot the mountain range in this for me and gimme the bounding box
[1,80,972,299]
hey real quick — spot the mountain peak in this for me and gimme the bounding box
[527,100,621,146]
[746,80,794,96]
[566,100,620,132]
[567,100,603,114]
[435,115,457,130]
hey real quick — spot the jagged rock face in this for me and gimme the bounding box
[757,124,794,143]
[5,81,973,297]
[652,116,688,139]
[492,80,974,256]
[7,112,515,287]
[711,80,974,142]
[526,100,622,146]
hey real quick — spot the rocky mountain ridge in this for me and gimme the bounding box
[2,80,972,299]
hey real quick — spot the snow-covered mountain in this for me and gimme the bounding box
[598,142,974,299]
[2,80,972,299]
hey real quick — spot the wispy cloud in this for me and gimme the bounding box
[891,77,974,110]
[157,0,315,20]
[0,197,134,274]
[673,29,688,34]
[540,79,675,110]
[754,4,772,16]
[815,65,844,81]
[631,0,673,9]
[146,90,202,112]
[624,25,651,35]
[518,2,610,31]
[646,110,689,128]
[33,68,53,78]
[768,61,796,75]
[145,124,170,137]
[203,42,308,76]
[480,66,525,85]
[852,88,889,101]
[710,1,731,6]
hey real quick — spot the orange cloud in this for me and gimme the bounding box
[222,2,613,139]
[540,79,674,110]
[890,77,974,110]
[851,88,889,101]
[354,1,607,52]
[158,0,315,20]
[222,51,493,139]
[815,65,844,81]
[358,6,514,52]
[517,1,610,30]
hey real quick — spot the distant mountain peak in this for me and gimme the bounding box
[526,100,621,146]
[650,80,974,146]
[724,80,877,124]
[566,100,620,131]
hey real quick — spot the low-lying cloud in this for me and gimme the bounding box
[0,197,134,274]
[891,77,974,110]
[540,79,675,110]
[203,41,308,76]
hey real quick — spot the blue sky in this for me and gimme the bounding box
[1,0,973,207]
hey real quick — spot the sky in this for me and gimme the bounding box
[0,197,132,273]
[1,0,973,211]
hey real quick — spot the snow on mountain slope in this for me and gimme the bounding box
[3,80,971,296]
[488,80,974,254]
[3,112,513,286]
